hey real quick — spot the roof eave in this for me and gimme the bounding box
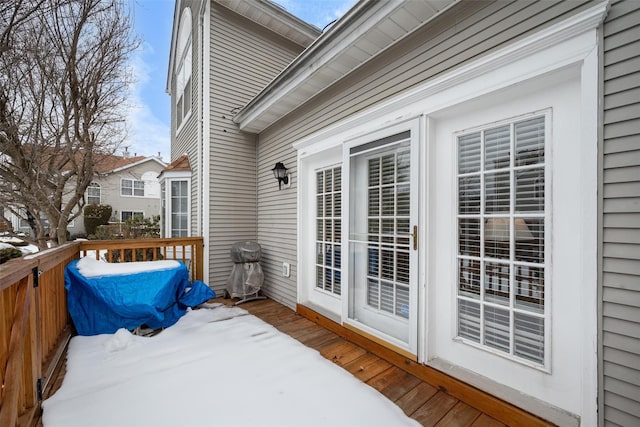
[165,0,183,95]
[215,0,321,46]
[108,157,167,175]
[234,0,458,134]
[233,0,377,131]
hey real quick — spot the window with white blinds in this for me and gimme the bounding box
[315,166,341,295]
[170,180,188,237]
[366,143,411,319]
[456,114,547,367]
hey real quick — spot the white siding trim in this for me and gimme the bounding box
[579,41,600,427]
[202,0,210,283]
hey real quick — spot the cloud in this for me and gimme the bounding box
[273,0,357,30]
[123,41,170,162]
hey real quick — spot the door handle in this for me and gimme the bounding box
[412,225,418,251]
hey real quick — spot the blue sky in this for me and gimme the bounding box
[126,0,356,162]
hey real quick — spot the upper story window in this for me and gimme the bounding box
[121,179,144,197]
[456,114,547,367]
[175,8,192,130]
[87,182,101,205]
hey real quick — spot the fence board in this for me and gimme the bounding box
[0,277,32,427]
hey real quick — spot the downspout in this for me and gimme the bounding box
[199,0,211,284]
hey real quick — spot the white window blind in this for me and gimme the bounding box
[365,142,411,319]
[315,166,341,295]
[171,180,188,237]
[456,115,546,366]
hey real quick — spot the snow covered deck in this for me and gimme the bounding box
[38,298,552,427]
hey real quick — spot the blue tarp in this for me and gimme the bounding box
[65,259,216,336]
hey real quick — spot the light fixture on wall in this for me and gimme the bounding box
[272,162,289,190]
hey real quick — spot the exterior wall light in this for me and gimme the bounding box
[272,162,289,190]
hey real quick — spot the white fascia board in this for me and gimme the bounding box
[235,0,457,134]
[216,0,320,44]
[166,0,184,95]
[293,1,609,152]
[109,157,168,175]
[158,170,191,182]
[233,0,392,130]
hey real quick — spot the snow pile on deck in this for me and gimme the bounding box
[43,305,419,427]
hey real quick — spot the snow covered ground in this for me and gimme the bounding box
[42,305,419,427]
[0,235,39,255]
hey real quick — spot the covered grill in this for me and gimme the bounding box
[224,241,266,305]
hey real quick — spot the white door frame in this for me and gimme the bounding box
[341,116,423,355]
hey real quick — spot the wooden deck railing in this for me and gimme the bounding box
[79,237,203,282]
[0,237,204,427]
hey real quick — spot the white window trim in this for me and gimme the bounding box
[120,178,145,197]
[297,147,343,322]
[121,210,144,222]
[87,182,101,205]
[161,176,190,238]
[175,8,192,134]
[314,165,343,298]
[453,110,551,372]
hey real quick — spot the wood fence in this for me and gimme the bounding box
[0,237,203,427]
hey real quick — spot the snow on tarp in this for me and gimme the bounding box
[65,257,215,335]
[42,306,420,427]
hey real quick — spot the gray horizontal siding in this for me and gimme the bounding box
[255,0,597,310]
[260,0,593,145]
[601,0,640,425]
[208,3,305,295]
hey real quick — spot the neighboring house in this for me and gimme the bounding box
[5,152,166,236]
[168,1,639,426]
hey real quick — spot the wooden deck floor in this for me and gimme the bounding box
[237,298,508,427]
[38,297,551,427]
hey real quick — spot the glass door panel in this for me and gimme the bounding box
[348,130,418,348]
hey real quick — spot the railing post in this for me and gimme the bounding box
[0,275,32,427]
[195,241,204,282]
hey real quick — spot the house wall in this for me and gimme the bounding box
[171,0,201,237]
[207,3,308,291]
[600,0,640,425]
[10,160,163,237]
[256,0,600,310]
[97,161,164,224]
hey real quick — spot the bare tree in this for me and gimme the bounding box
[0,0,138,248]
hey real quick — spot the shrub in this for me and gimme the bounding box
[0,247,23,264]
[123,215,160,239]
[84,204,112,236]
[95,215,162,262]
[108,247,164,263]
